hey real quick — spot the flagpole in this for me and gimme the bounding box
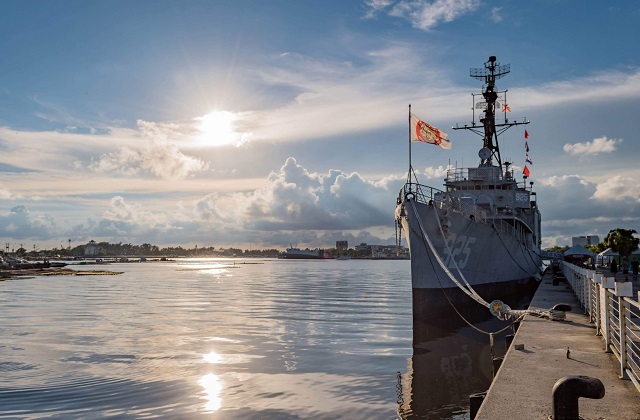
[408,104,412,185]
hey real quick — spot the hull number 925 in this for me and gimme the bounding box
[442,234,477,270]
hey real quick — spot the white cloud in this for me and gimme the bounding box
[389,0,481,31]
[517,70,640,109]
[192,157,402,233]
[194,192,244,223]
[419,165,450,179]
[245,43,463,143]
[563,136,622,156]
[0,185,13,199]
[490,7,503,22]
[362,0,394,19]
[0,158,402,247]
[0,155,638,250]
[593,175,640,202]
[536,174,640,248]
[87,143,209,180]
[0,205,58,240]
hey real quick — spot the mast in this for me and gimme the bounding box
[408,104,412,184]
[453,56,529,174]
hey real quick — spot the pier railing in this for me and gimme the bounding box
[561,262,640,394]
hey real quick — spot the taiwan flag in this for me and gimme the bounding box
[523,166,531,178]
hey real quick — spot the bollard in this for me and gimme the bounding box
[551,303,572,312]
[551,375,605,420]
[469,391,486,419]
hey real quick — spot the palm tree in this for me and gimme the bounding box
[604,228,639,262]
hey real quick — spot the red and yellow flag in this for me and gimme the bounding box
[410,114,452,150]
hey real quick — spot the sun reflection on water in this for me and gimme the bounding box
[199,373,222,412]
[203,351,222,364]
[200,351,223,412]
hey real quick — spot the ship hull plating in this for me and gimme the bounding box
[399,198,541,318]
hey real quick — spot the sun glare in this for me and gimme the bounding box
[199,373,222,412]
[197,111,242,147]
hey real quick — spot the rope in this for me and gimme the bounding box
[493,224,540,277]
[408,221,523,335]
[433,199,488,304]
[410,200,489,308]
[406,198,555,324]
[518,235,545,277]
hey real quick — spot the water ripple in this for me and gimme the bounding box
[0,259,413,418]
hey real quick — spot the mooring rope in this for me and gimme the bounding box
[492,224,540,277]
[407,198,555,322]
[518,235,545,277]
[432,200,489,304]
[408,219,523,336]
[409,199,489,308]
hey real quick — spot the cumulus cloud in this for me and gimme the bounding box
[563,136,622,156]
[419,165,450,179]
[79,119,209,180]
[0,205,58,240]
[1,154,639,251]
[88,143,209,180]
[536,174,640,248]
[194,192,242,223]
[103,196,171,229]
[0,157,405,247]
[593,175,640,202]
[193,157,403,232]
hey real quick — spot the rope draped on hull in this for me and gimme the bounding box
[405,198,557,329]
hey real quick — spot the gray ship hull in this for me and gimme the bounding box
[398,197,541,316]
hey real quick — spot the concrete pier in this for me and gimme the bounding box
[475,269,640,419]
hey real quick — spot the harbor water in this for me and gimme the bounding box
[0,258,531,419]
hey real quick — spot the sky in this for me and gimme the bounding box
[0,0,639,252]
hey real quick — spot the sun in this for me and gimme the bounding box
[197,110,242,146]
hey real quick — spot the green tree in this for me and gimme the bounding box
[544,245,570,253]
[594,242,608,253]
[604,228,639,262]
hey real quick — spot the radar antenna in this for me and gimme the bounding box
[453,56,529,171]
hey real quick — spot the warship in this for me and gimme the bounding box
[395,56,542,319]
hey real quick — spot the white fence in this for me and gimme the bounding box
[562,262,640,393]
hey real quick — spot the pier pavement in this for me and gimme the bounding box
[475,269,640,420]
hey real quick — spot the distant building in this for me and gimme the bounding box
[354,242,408,258]
[336,241,348,251]
[572,236,599,247]
[84,240,102,256]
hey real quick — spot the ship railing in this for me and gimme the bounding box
[562,262,640,394]
[445,166,513,183]
[399,182,440,205]
[399,182,528,243]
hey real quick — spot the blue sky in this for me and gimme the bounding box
[0,0,639,251]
